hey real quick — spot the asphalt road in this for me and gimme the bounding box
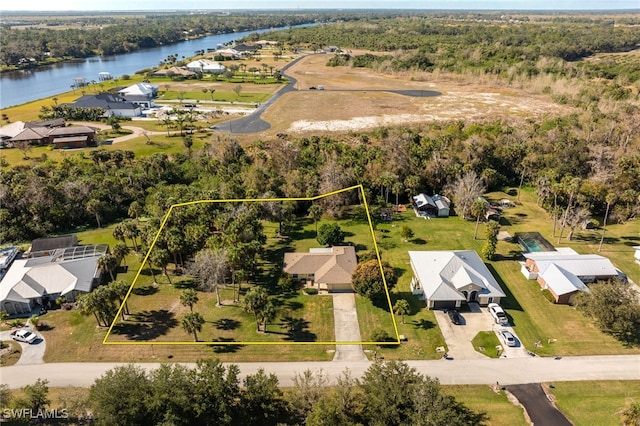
[1,354,639,390]
[506,383,573,426]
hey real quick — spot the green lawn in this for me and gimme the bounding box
[471,331,502,358]
[548,381,640,425]
[445,385,528,425]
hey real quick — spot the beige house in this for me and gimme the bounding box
[283,246,357,292]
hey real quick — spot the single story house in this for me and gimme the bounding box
[521,249,620,304]
[212,48,240,60]
[186,59,227,74]
[48,126,97,149]
[118,82,159,109]
[283,246,357,293]
[64,94,142,117]
[412,193,450,218]
[152,67,196,78]
[409,250,506,309]
[0,244,108,315]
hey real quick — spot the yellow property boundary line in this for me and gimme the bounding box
[103,184,400,346]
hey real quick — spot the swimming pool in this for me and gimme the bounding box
[515,232,556,252]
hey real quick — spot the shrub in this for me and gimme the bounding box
[303,287,318,295]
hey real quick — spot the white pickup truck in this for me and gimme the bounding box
[488,303,509,326]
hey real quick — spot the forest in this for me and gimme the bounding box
[1,11,639,246]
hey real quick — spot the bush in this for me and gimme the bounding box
[303,287,318,295]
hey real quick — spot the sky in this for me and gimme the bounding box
[1,0,638,11]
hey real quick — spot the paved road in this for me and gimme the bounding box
[1,355,639,390]
[506,383,572,426]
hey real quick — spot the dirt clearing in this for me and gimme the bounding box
[256,53,572,137]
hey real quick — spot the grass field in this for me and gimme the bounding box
[446,385,528,425]
[548,380,640,425]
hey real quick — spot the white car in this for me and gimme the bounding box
[499,329,517,347]
[10,329,38,344]
[488,303,509,326]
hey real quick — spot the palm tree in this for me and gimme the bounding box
[76,293,102,326]
[86,199,103,228]
[243,286,269,332]
[182,312,204,341]
[109,279,131,318]
[261,301,277,332]
[151,248,172,284]
[393,299,411,324]
[112,243,130,266]
[471,199,488,240]
[308,204,323,235]
[598,192,617,252]
[180,289,199,312]
[98,254,118,281]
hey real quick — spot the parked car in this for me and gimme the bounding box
[499,329,517,347]
[488,303,509,326]
[10,329,38,344]
[446,309,462,325]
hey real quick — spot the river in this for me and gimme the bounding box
[0,26,302,109]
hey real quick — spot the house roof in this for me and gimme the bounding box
[30,235,78,253]
[25,118,65,129]
[409,250,506,301]
[524,252,618,277]
[413,193,450,211]
[539,263,590,296]
[0,121,26,139]
[66,94,140,111]
[47,126,95,136]
[119,82,158,97]
[0,245,106,304]
[283,246,357,284]
[10,127,49,142]
[152,67,196,77]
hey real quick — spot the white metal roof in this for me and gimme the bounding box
[524,252,618,277]
[539,263,590,296]
[409,250,506,301]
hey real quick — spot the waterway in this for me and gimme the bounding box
[0,26,302,109]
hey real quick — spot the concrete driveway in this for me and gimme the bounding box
[331,293,367,361]
[0,326,46,365]
[435,303,528,360]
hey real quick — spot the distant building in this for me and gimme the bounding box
[412,193,450,218]
[64,93,142,117]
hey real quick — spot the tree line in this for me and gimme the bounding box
[266,14,640,83]
[2,109,639,245]
[0,11,323,70]
[0,360,487,426]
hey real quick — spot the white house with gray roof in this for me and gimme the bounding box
[409,250,505,309]
[0,244,108,315]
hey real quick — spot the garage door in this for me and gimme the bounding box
[329,283,354,293]
[433,300,457,310]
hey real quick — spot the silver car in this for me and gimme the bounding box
[499,329,517,347]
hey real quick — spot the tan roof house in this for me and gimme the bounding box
[283,246,357,293]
